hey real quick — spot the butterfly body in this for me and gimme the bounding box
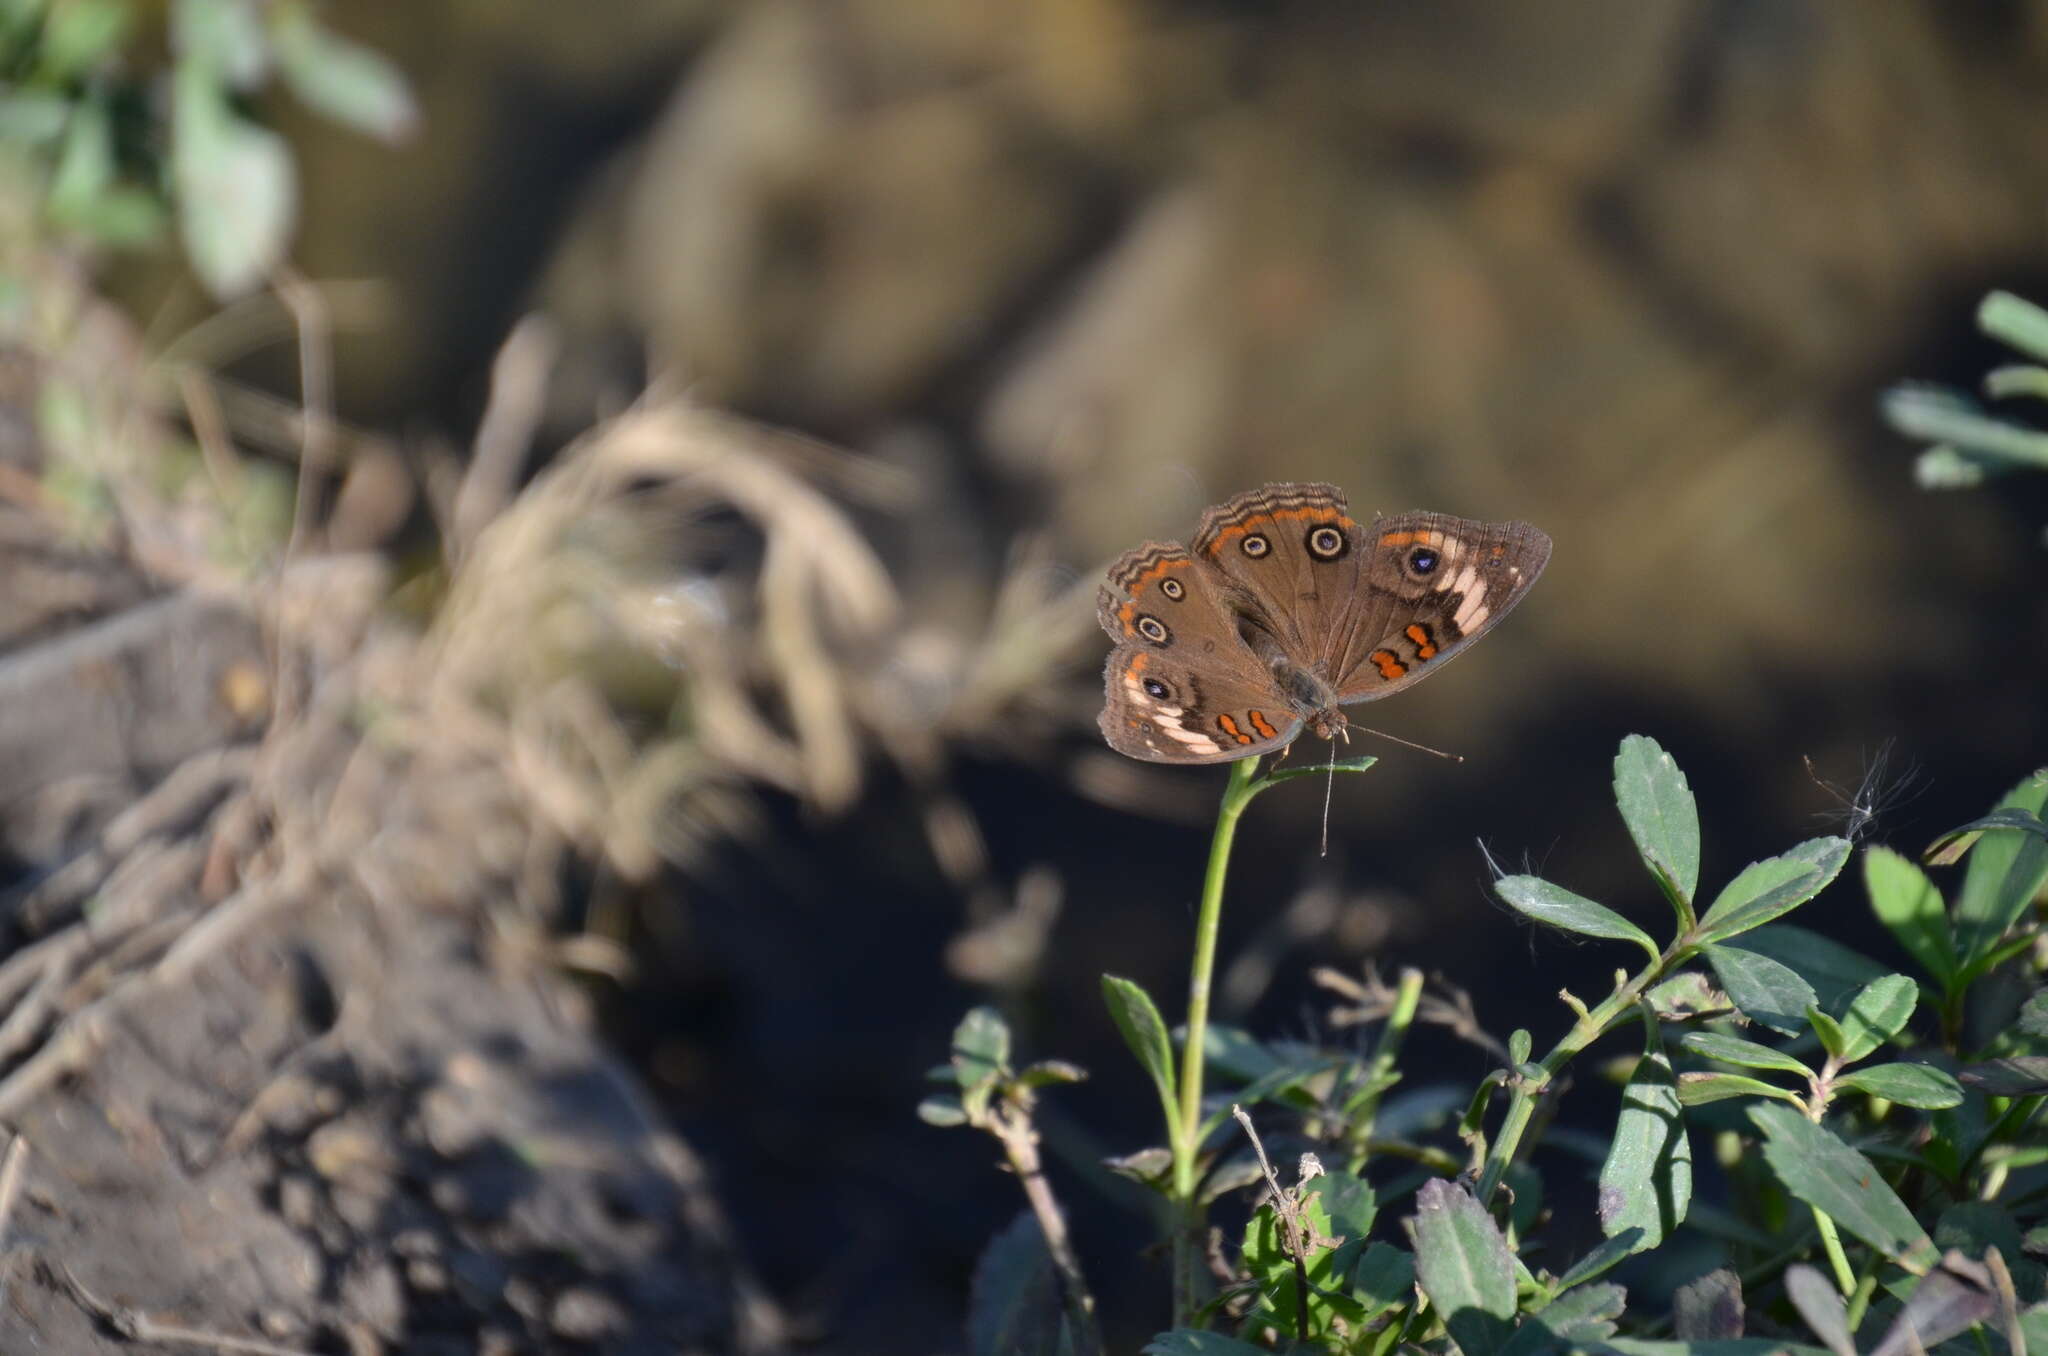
[1098,482,1549,764]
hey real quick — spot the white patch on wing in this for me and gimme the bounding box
[1453,579,1490,633]
[1150,705,1221,753]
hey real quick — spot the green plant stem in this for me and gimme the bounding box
[1844,1270,1878,1334]
[1812,1206,1856,1296]
[1169,754,1263,1324]
[1475,949,1672,1205]
[1343,967,1424,1170]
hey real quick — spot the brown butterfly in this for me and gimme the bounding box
[1098,482,1550,763]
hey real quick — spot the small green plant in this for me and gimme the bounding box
[0,0,416,296]
[924,737,2048,1354]
[1885,290,2048,544]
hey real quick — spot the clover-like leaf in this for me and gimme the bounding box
[1958,1057,2048,1096]
[271,2,420,143]
[1949,770,2048,968]
[1496,875,1660,962]
[951,1006,1010,1120]
[1864,847,1957,991]
[1410,1178,1517,1356]
[1704,944,1817,1037]
[1680,1031,1811,1077]
[1834,974,1918,1064]
[1678,1072,1801,1107]
[173,61,296,299]
[1695,838,1851,945]
[1749,1102,1939,1272]
[1834,1063,1963,1109]
[1615,735,1701,910]
[1102,975,1177,1131]
[1598,1016,1692,1251]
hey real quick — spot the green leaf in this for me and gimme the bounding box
[1927,807,2048,865]
[917,1094,967,1127]
[951,1007,1010,1120]
[1981,289,2048,362]
[969,1214,1074,1356]
[1102,975,1177,1131]
[46,92,113,220]
[173,0,268,87]
[1198,1025,1280,1082]
[38,0,130,80]
[1102,1146,1172,1189]
[1242,1176,1362,1341]
[1524,1282,1627,1344]
[1807,1006,1847,1061]
[1552,1230,1645,1292]
[1409,1178,1517,1356]
[1748,1102,1939,1271]
[270,3,419,144]
[1017,1059,1086,1088]
[1934,1202,2027,1265]
[1740,926,1889,1013]
[1863,847,1958,991]
[1260,754,1377,787]
[1836,973,1917,1064]
[1615,735,1701,907]
[1348,1242,1414,1315]
[1680,1031,1811,1076]
[1678,1072,1802,1106]
[1495,875,1660,962]
[2020,988,2048,1039]
[1833,1063,1963,1109]
[0,90,73,143]
[1142,1333,1267,1356]
[172,61,296,299]
[1958,1057,2048,1096]
[1598,1016,1692,1250]
[1951,770,2048,966]
[1704,944,1818,1037]
[1695,838,1851,945]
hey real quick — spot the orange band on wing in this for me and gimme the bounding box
[1404,623,1438,660]
[1129,555,1193,589]
[1248,709,1278,739]
[1369,650,1406,680]
[1216,714,1253,745]
[1205,507,1356,554]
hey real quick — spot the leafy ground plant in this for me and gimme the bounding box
[1,0,416,296]
[924,737,2048,1354]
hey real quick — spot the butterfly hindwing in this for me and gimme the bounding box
[1097,539,1299,763]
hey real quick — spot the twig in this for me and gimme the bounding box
[271,265,334,565]
[452,314,558,562]
[988,1099,1103,1356]
[1233,1104,1339,1345]
[0,955,73,1066]
[0,1134,30,1247]
[52,1259,319,1356]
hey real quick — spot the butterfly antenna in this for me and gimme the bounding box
[1348,724,1465,763]
[1320,738,1338,858]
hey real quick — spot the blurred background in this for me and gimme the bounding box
[4,1,2048,1352]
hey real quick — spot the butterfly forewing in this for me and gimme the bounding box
[1330,514,1551,703]
[1189,481,1368,668]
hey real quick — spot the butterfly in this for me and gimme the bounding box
[1097,482,1551,763]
